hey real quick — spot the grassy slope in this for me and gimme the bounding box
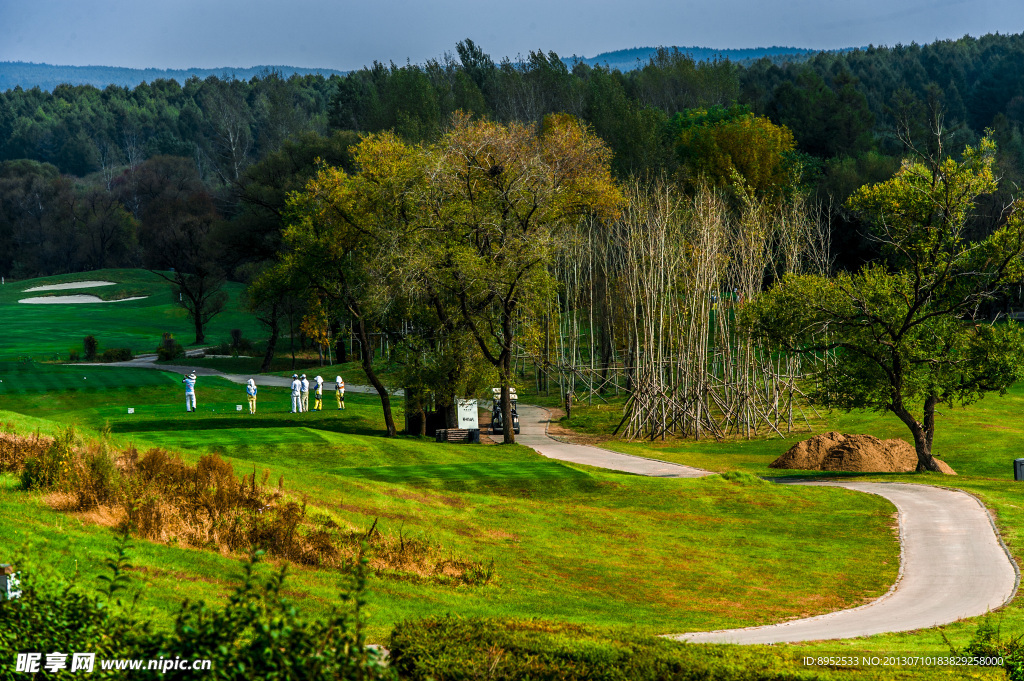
[558,388,1024,664]
[0,269,263,359]
[0,367,898,644]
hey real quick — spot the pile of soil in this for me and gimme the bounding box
[770,431,956,475]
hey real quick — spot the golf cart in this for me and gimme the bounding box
[490,387,520,435]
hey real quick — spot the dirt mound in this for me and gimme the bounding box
[770,431,956,475]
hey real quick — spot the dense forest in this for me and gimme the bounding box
[1,32,1023,281]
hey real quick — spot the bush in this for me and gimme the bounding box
[157,333,184,361]
[68,348,80,362]
[0,541,392,681]
[0,430,52,473]
[100,348,133,362]
[83,335,98,361]
[945,614,1024,680]
[21,427,77,491]
[389,616,845,680]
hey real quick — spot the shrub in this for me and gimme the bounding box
[945,614,1024,680]
[0,431,52,473]
[21,427,77,491]
[68,348,81,362]
[11,434,492,585]
[157,333,184,361]
[83,335,98,361]
[100,348,133,362]
[0,541,392,681]
[389,616,844,680]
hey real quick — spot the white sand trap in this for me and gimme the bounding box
[23,280,117,292]
[19,295,148,304]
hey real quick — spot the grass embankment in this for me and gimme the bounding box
[557,386,1024,670]
[0,363,898,645]
[0,269,262,360]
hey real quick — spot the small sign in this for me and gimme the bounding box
[236,405,243,411]
[127,408,134,415]
[456,399,479,429]
[0,566,21,601]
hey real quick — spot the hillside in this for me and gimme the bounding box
[0,61,347,92]
[565,45,856,70]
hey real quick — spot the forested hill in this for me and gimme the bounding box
[3,32,1024,279]
[566,46,848,70]
[0,62,347,92]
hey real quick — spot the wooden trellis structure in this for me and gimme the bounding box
[515,183,831,441]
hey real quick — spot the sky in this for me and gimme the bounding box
[1,0,1023,71]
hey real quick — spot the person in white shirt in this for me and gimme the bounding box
[300,374,310,412]
[182,372,197,412]
[335,376,345,410]
[290,374,301,413]
[246,379,258,414]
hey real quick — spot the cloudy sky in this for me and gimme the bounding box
[2,0,1022,71]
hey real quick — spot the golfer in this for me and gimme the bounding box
[182,372,197,412]
[335,375,345,410]
[300,374,310,412]
[246,379,258,414]
[290,374,301,413]
[313,375,324,411]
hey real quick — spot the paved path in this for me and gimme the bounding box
[79,361,1023,643]
[90,354,397,395]
[672,481,1019,643]
[503,404,710,478]
[504,405,1019,644]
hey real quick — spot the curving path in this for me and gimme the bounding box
[506,404,710,478]
[506,405,1019,644]
[92,354,396,396]
[81,361,1022,643]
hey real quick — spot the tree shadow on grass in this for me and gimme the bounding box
[332,461,602,498]
[109,416,386,438]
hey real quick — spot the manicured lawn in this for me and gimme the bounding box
[0,364,900,645]
[559,385,1024,667]
[0,269,263,360]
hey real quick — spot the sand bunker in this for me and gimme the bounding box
[770,431,956,475]
[23,280,116,292]
[18,295,148,304]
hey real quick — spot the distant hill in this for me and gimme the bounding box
[0,62,347,92]
[565,46,854,71]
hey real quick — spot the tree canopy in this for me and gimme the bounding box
[745,135,1024,471]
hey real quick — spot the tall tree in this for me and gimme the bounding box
[745,134,1024,471]
[136,156,228,344]
[414,113,622,443]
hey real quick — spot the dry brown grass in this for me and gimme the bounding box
[0,428,53,472]
[8,428,494,586]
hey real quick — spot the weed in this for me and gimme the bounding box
[1,429,494,586]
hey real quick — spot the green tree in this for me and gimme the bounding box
[745,135,1024,471]
[414,113,622,443]
[669,105,798,199]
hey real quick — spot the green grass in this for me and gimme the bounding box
[555,386,1024,670]
[0,363,900,647]
[0,269,263,360]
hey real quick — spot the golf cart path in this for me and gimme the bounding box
[94,354,393,395]
[509,404,710,477]
[512,404,1019,643]
[85,361,1022,643]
